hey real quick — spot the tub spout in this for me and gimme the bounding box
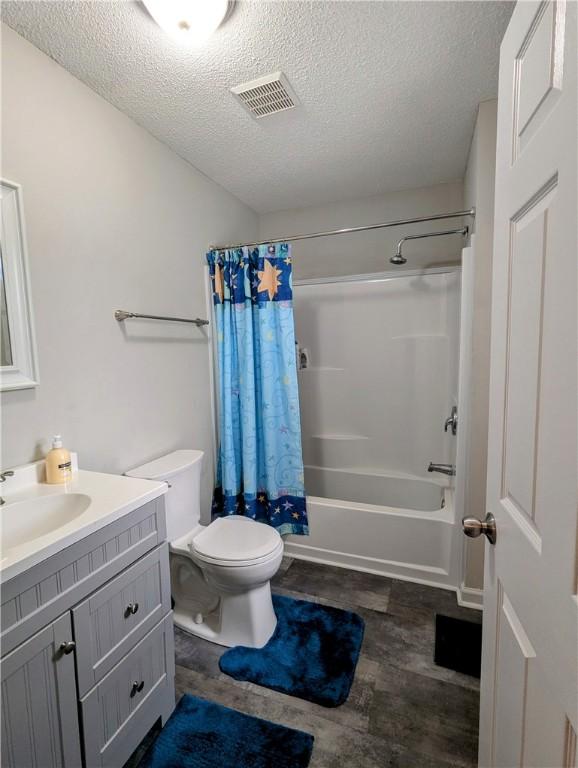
[428,462,456,477]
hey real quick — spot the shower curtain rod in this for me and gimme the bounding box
[209,208,475,251]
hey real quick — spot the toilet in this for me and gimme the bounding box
[126,450,283,648]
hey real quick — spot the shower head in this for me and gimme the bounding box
[390,251,407,265]
[389,226,469,267]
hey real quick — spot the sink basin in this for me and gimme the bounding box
[0,463,167,583]
[1,493,92,554]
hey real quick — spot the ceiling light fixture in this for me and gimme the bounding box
[142,0,234,47]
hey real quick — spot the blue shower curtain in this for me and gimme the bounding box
[207,243,308,536]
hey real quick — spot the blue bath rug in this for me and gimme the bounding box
[139,694,314,768]
[219,594,365,707]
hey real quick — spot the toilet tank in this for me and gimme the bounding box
[126,450,204,541]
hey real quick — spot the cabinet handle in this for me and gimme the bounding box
[130,680,145,698]
[124,602,139,617]
[59,641,76,655]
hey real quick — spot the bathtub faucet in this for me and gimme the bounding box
[428,462,456,477]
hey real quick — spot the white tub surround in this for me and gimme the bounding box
[294,270,460,480]
[285,471,456,589]
[290,269,463,593]
[304,466,445,511]
[0,459,166,582]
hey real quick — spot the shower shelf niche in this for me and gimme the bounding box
[391,334,447,341]
[298,366,345,372]
[308,434,370,469]
[311,434,368,440]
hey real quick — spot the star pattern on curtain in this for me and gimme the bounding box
[257,259,283,301]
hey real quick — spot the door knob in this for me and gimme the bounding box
[130,680,145,697]
[462,513,497,545]
[124,602,139,617]
[58,640,76,655]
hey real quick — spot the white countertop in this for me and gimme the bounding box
[0,460,167,583]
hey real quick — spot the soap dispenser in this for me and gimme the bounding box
[45,435,72,484]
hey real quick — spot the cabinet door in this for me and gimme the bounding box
[1,612,81,768]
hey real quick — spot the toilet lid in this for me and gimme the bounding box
[192,515,281,562]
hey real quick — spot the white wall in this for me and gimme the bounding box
[259,182,464,280]
[0,25,257,514]
[294,270,460,481]
[460,99,498,593]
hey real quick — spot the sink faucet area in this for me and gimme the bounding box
[0,470,15,505]
[0,457,167,582]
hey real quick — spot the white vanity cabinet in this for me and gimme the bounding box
[0,496,175,768]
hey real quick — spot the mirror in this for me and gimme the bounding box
[1,247,13,366]
[0,179,38,390]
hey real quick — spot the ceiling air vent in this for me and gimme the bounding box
[231,72,299,119]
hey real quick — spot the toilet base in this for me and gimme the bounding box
[173,582,278,649]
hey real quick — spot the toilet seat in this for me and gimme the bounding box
[171,516,283,568]
[192,539,284,568]
[192,515,282,567]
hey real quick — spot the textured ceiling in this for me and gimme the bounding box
[1,1,513,213]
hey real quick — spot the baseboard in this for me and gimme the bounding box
[456,582,484,610]
[283,540,458,595]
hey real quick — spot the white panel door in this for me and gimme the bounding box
[478,2,577,766]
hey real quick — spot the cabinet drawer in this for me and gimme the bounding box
[73,544,171,697]
[80,613,175,768]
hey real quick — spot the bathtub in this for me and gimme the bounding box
[283,466,457,589]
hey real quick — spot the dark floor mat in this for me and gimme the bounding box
[434,613,482,678]
[219,593,364,707]
[138,694,314,768]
